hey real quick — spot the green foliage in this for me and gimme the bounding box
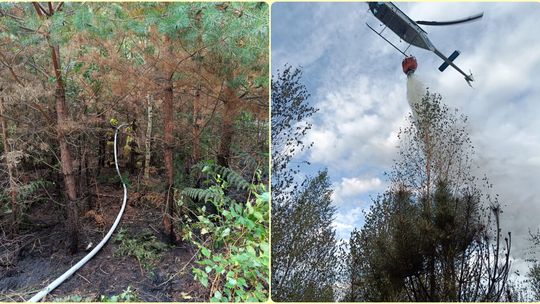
[53,287,140,303]
[17,179,55,202]
[120,174,132,189]
[52,294,94,302]
[1,179,55,218]
[231,111,269,176]
[392,90,474,191]
[182,187,234,206]
[270,66,336,301]
[113,228,168,270]
[202,163,251,191]
[272,170,337,302]
[271,66,318,205]
[99,286,140,302]
[73,5,93,31]
[195,2,269,86]
[181,164,269,302]
[182,163,252,205]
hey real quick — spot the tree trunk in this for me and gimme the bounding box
[32,0,79,253]
[0,97,19,235]
[422,128,436,301]
[217,86,238,168]
[78,134,89,211]
[51,44,79,254]
[144,95,153,182]
[162,79,175,242]
[98,135,105,170]
[192,87,202,169]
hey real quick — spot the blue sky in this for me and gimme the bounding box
[272,2,540,278]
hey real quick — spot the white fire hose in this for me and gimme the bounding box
[29,123,130,302]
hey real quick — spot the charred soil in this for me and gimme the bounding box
[0,178,208,302]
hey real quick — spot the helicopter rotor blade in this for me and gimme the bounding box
[416,12,484,26]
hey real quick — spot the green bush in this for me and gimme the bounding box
[113,228,168,270]
[52,295,93,302]
[99,286,140,302]
[181,164,269,302]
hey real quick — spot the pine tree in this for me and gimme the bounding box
[347,91,512,302]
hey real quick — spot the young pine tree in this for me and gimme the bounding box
[347,91,511,302]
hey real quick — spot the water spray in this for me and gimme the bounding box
[402,56,427,122]
[28,123,130,302]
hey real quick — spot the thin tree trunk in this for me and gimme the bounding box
[0,97,19,234]
[33,0,79,254]
[144,95,153,182]
[51,44,79,254]
[164,81,174,189]
[162,78,175,242]
[217,86,238,168]
[192,87,202,168]
[423,128,436,300]
[78,134,86,210]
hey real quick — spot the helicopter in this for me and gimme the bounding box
[366,2,483,86]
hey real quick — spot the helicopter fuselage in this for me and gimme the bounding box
[368,2,435,51]
[367,2,475,86]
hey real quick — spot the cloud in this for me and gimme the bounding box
[305,75,407,174]
[271,3,366,73]
[332,176,383,206]
[333,206,366,240]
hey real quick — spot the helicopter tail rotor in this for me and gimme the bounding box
[465,70,474,87]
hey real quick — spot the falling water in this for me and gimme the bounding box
[406,73,426,122]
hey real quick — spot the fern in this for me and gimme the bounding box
[202,164,250,191]
[182,187,234,205]
[17,179,54,201]
[182,164,254,207]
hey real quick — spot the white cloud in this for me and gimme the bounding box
[305,76,407,174]
[332,176,383,206]
[333,206,366,240]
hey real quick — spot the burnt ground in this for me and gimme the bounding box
[0,178,209,302]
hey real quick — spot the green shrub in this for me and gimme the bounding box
[52,295,93,302]
[113,228,168,270]
[99,286,140,302]
[182,164,269,302]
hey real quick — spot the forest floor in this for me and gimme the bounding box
[0,170,208,302]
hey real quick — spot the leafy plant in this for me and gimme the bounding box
[0,179,54,216]
[120,174,132,188]
[113,228,168,271]
[99,286,140,302]
[52,294,93,302]
[181,164,269,302]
